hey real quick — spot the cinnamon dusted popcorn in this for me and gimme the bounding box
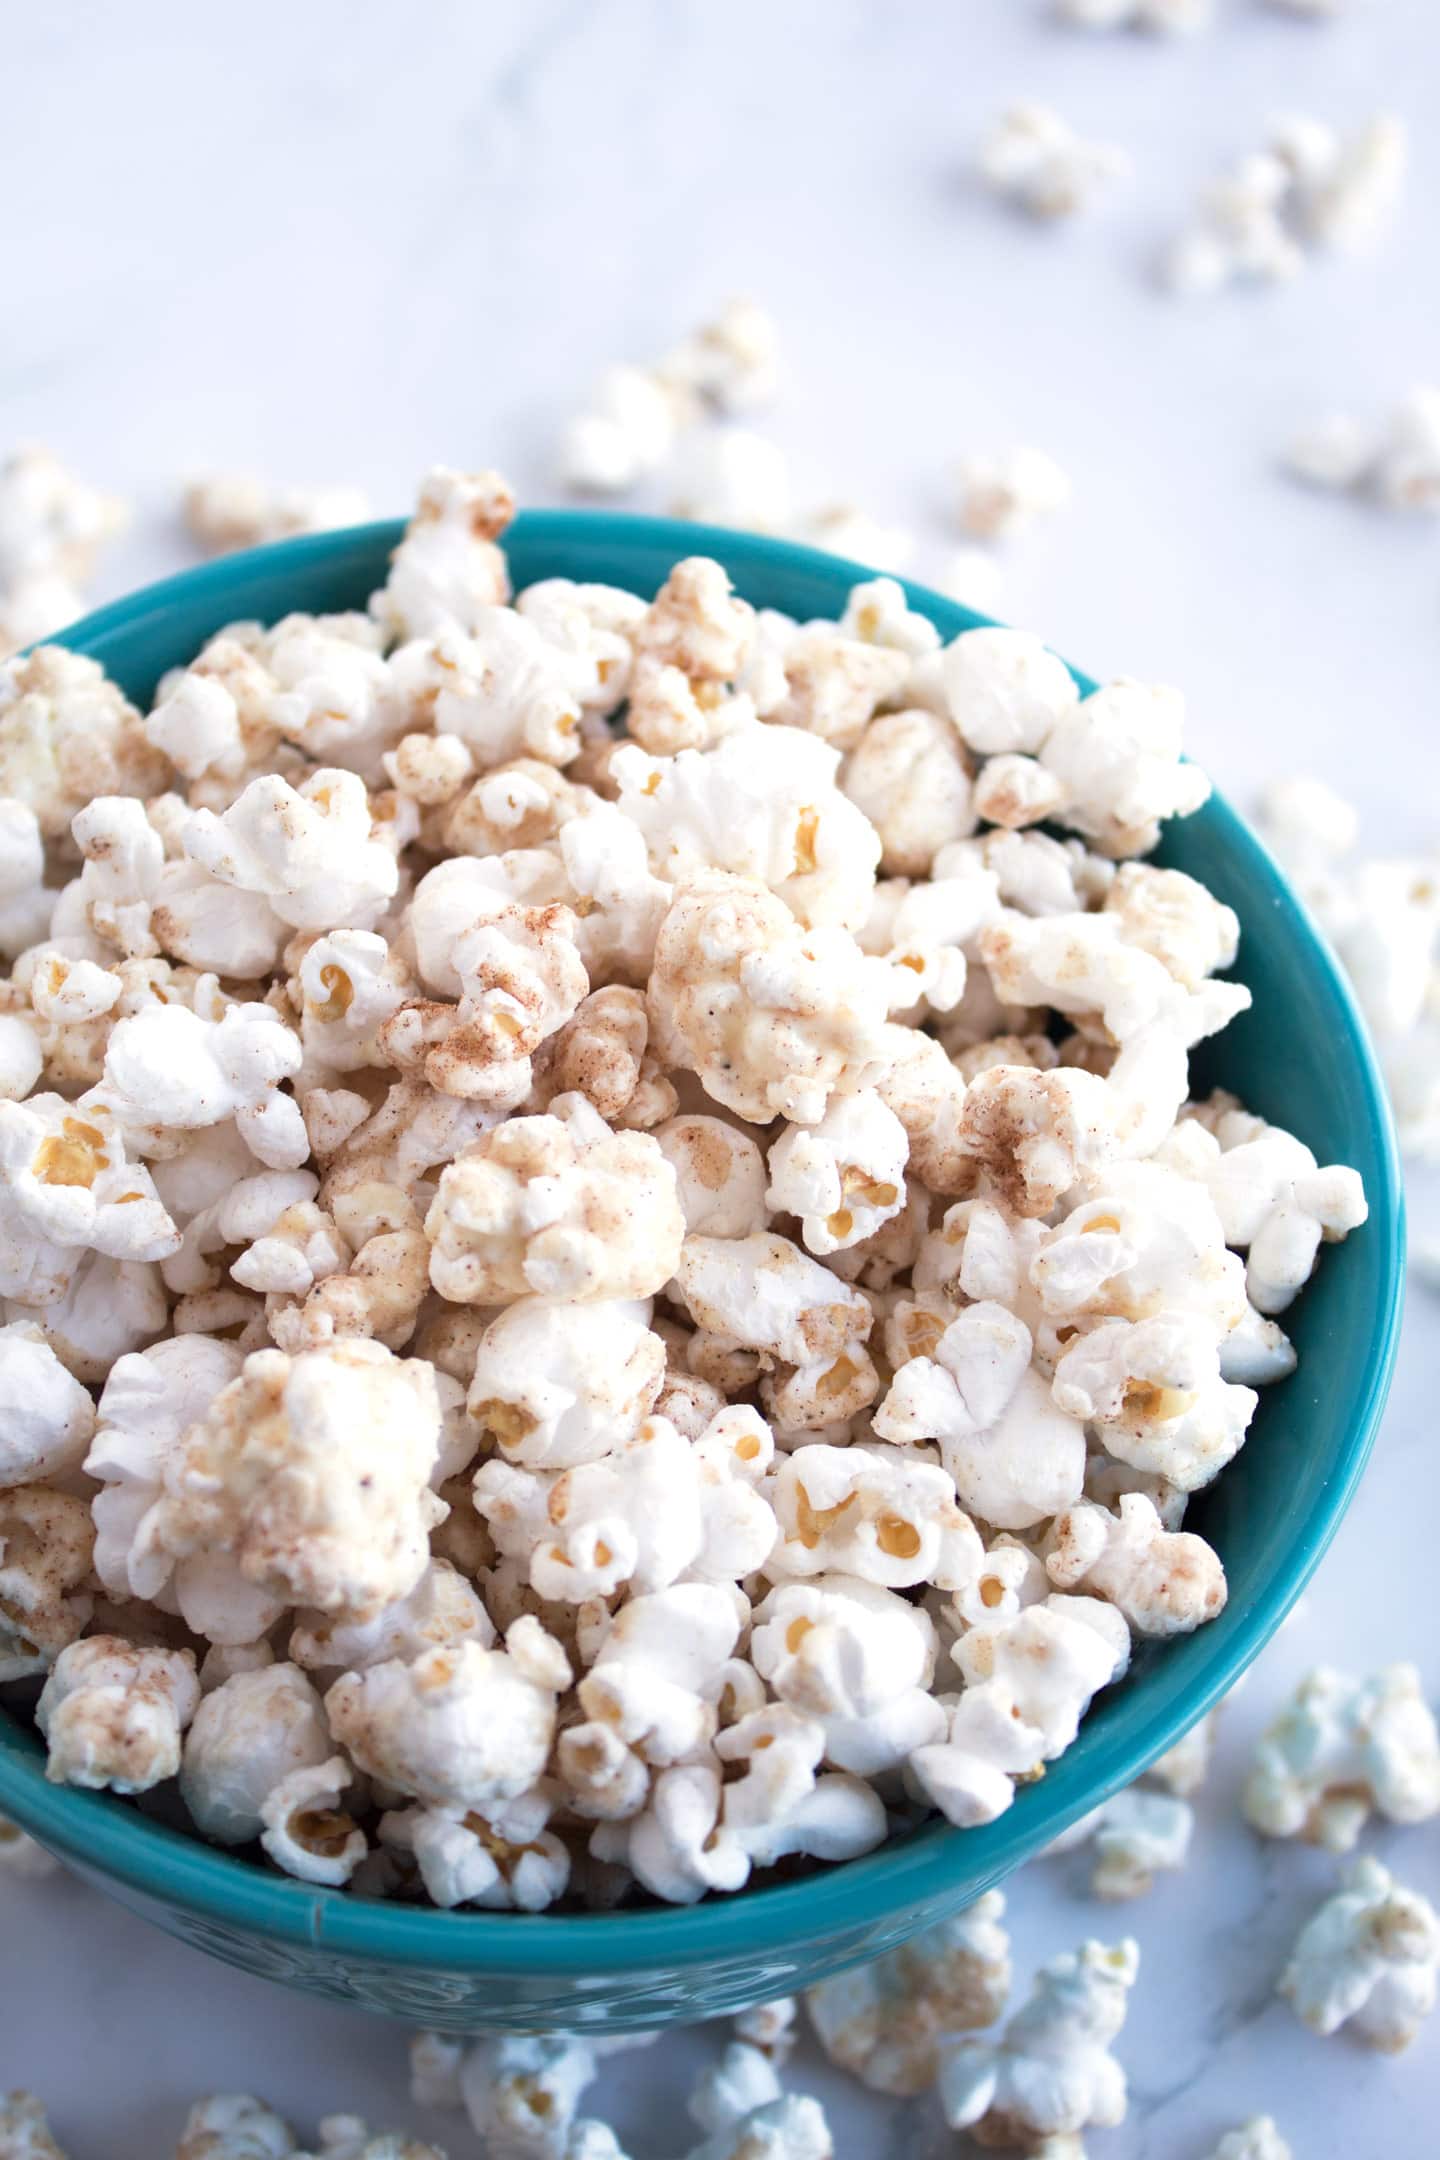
[0,471,1361,1913]
[1280,1856,1440,2052]
[940,1938,1139,2151]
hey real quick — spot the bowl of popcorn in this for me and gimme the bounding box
[0,475,1403,2031]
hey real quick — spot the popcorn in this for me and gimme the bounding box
[682,2096,833,2160]
[37,1634,199,1793]
[0,446,126,593]
[649,874,891,1124]
[1243,1664,1440,1851]
[1164,114,1407,296]
[765,1091,908,1256]
[183,473,372,554]
[687,2044,781,2140]
[1057,0,1212,27]
[798,506,914,575]
[0,1320,95,1484]
[939,1939,1139,2150]
[380,1783,570,1911]
[0,2093,68,2160]
[954,450,1071,549]
[1204,2121,1293,2160]
[767,1443,981,1592]
[1285,387,1440,512]
[751,1573,943,1774]
[426,1099,683,1303]
[467,1297,665,1468]
[371,467,514,641]
[558,365,687,495]
[0,1486,94,1680]
[978,105,1131,222]
[182,770,399,932]
[805,1891,1012,2093]
[1280,1855,1440,2052]
[670,429,793,533]
[0,645,168,838]
[259,1755,368,1886]
[654,1115,768,1238]
[179,1663,333,1844]
[458,2031,600,2159]
[910,1598,1130,1827]
[616,724,880,932]
[0,492,1359,1914]
[733,1998,798,2065]
[142,1339,444,1631]
[326,1628,563,1809]
[99,1001,306,1169]
[842,707,976,879]
[1044,1492,1227,1635]
[661,297,781,414]
[1047,1783,1194,1899]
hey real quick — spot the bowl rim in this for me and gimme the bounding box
[0,511,1407,1978]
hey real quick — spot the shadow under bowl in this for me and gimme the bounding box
[0,514,1405,2031]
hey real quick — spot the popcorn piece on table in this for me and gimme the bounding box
[1055,0,1212,28]
[797,505,913,576]
[0,2091,69,2160]
[939,1938,1139,2152]
[805,1890,1011,2093]
[978,105,1132,221]
[37,1634,199,1794]
[1243,1664,1440,1850]
[0,444,126,593]
[557,366,689,495]
[1203,2122,1293,2160]
[681,2093,832,2160]
[669,429,792,533]
[1164,112,1407,296]
[1280,1854,1440,2052]
[183,474,372,554]
[955,448,1073,542]
[733,1996,799,2066]
[458,2031,601,2158]
[1285,386,1440,512]
[1045,1783,1194,1899]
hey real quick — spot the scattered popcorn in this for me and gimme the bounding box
[940,1938,1139,2151]
[1286,386,1440,512]
[0,446,126,622]
[1203,2122,1293,2160]
[1280,1855,1440,2052]
[955,448,1073,542]
[0,2092,68,2160]
[183,475,372,555]
[805,1891,1011,2093]
[1056,0,1212,28]
[37,1634,199,1794]
[669,430,793,534]
[978,104,1131,222]
[0,473,1359,1917]
[1243,1664,1440,1851]
[1164,112,1407,296]
[1046,1783,1194,1899]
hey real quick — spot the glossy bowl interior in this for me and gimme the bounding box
[0,515,1405,2031]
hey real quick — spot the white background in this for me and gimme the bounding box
[2,2,1438,2153]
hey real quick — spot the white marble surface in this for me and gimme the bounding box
[2,0,1438,2153]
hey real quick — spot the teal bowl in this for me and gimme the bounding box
[0,515,1405,2032]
